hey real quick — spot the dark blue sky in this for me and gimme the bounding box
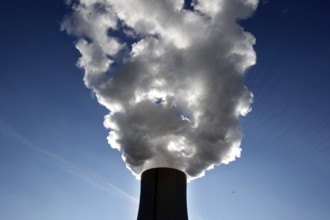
[1,0,330,219]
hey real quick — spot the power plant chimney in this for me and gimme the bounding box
[137,168,188,220]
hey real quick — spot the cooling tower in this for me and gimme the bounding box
[137,168,188,220]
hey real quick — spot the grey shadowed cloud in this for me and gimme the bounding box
[62,0,258,180]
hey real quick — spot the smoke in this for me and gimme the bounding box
[62,0,258,179]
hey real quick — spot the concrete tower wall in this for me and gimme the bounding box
[137,168,188,220]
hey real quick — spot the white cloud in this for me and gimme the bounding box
[62,0,258,179]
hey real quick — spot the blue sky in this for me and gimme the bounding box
[1,0,330,219]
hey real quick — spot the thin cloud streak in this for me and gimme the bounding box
[0,119,138,203]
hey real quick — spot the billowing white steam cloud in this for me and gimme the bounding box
[62,0,257,179]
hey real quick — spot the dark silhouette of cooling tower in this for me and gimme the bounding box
[137,168,188,220]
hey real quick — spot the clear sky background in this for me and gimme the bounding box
[1,0,330,219]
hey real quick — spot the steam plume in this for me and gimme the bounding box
[62,0,258,179]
